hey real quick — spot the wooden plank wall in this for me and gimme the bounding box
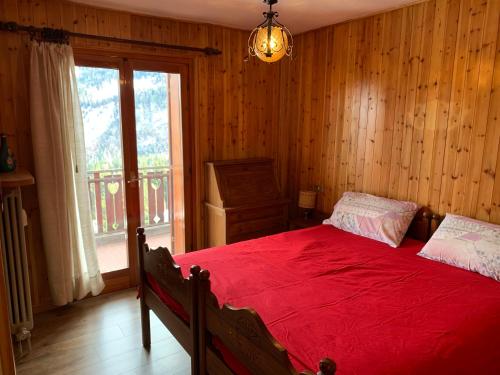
[281,0,500,225]
[0,0,285,311]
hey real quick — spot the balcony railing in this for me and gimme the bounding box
[87,166,171,237]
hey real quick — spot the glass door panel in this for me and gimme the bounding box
[133,70,178,253]
[75,66,128,273]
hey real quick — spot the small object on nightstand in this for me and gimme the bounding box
[298,190,317,219]
[289,212,329,230]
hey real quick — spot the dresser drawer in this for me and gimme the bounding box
[226,204,286,224]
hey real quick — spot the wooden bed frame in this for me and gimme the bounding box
[137,208,442,375]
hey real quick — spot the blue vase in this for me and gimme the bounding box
[0,134,16,172]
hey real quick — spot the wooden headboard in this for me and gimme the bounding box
[407,207,442,242]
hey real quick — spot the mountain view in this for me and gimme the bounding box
[75,66,171,172]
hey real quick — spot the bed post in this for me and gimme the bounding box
[197,269,211,374]
[137,227,151,350]
[189,265,201,375]
[430,213,442,236]
[421,210,432,241]
[317,358,336,375]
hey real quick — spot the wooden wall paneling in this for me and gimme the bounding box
[2,0,18,22]
[45,0,62,28]
[283,0,500,224]
[345,21,363,195]
[370,13,389,196]
[269,59,284,192]
[309,30,329,191]
[388,7,412,198]
[221,28,231,158]
[275,59,289,195]
[407,1,435,203]
[427,0,461,210]
[355,18,374,195]
[450,0,488,214]
[378,10,405,198]
[438,0,472,214]
[331,24,349,204]
[82,7,98,49]
[371,12,401,196]
[297,31,313,192]
[397,4,424,200]
[259,52,270,156]
[416,0,448,207]
[244,54,258,160]
[288,33,304,201]
[279,35,302,211]
[343,20,360,194]
[300,30,315,189]
[476,0,500,222]
[276,57,296,197]
[18,0,33,24]
[59,1,73,31]
[237,33,247,157]
[316,28,334,211]
[32,0,47,26]
[362,15,384,196]
[212,26,224,161]
[294,37,306,208]
[462,0,500,217]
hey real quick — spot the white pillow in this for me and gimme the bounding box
[418,214,500,281]
[323,192,420,247]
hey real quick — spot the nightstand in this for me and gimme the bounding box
[289,212,329,230]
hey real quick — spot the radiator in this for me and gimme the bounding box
[0,188,33,355]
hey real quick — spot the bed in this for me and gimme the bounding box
[137,209,500,375]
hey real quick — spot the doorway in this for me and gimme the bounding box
[74,53,193,291]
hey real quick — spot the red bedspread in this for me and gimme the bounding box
[155,225,500,374]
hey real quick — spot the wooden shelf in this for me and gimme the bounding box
[0,168,35,188]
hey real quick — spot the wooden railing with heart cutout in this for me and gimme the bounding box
[87,166,171,235]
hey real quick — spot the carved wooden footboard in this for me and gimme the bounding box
[197,270,337,375]
[137,228,201,374]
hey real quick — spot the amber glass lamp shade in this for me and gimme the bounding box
[248,0,293,64]
[251,26,289,63]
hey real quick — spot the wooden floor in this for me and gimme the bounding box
[15,289,190,375]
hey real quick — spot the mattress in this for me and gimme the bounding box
[148,225,500,374]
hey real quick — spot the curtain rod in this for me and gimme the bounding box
[0,21,222,56]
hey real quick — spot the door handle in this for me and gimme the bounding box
[127,172,139,184]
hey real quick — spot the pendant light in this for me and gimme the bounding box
[248,0,293,63]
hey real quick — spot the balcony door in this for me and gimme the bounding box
[74,53,192,291]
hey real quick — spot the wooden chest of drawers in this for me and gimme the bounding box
[205,158,289,247]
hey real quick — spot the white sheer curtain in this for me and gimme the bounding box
[30,42,105,305]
